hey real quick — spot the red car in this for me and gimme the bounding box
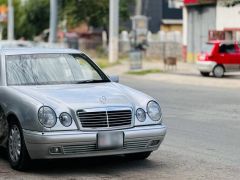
[196,41,240,77]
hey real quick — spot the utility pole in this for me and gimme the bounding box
[109,0,119,63]
[49,0,58,43]
[135,0,142,15]
[7,0,14,40]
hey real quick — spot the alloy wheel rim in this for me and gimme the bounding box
[214,66,224,77]
[9,125,21,163]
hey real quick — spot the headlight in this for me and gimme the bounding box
[136,108,146,122]
[38,106,57,128]
[59,112,72,127]
[147,101,162,121]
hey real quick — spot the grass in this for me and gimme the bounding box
[127,69,162,75]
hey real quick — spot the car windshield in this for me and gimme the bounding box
[6,53,109,86]
[201,44,214,54]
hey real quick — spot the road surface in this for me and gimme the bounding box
[0,76,240,179]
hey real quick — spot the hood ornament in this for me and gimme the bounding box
[99,96,107,104]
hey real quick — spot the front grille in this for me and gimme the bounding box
[108,110,132,127]
[78,111,108,128]
[77,109,132,129]
[62,139,150,155]
[63,144,96,154]
[123,139,149,150]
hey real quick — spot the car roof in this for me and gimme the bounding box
[0,40,33,44]
[207,40,238,45]
[0,48,82,55]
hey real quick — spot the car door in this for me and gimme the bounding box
[219,44,239,72]
[236,44,240,71]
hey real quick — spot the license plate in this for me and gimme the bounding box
[97,131,124,150]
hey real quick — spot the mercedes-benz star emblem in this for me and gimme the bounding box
[99,96,107,104]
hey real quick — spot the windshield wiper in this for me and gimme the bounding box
[74,80,108,84]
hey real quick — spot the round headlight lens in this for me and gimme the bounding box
[38,106,57,128]
[136,108,146,122]
[59,112,72,127]
[147,101,162,121]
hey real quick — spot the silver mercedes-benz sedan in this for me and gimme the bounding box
[0,48,167,170]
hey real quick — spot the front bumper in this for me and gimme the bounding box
[196,61,217,72]
[23,125,167,159]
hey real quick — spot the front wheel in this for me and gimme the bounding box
[213,65,224,78]
[8,121,31,171]
[125,151,152,160]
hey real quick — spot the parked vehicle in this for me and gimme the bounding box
[0,48,167,171]
[196,41,240,77]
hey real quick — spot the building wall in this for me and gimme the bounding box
[161,24,182,32]
[142,0,163,33]
[162,0,183,20]
[142,0,182,33]
[216,5,240,31]
[183,6,188,46]
[123,0,183,33]
[183,6,188,61]
[187,5,216,62]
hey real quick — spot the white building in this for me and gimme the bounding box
[183,0,240,62]
[216,4,240,40]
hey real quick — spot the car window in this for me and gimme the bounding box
[202,44,214,53]
[219,44,236,54]
[6,53,109,86]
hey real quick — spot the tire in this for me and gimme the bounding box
[200,72,210,77]
[125,151,152,160]
[213,65,224,78]
[7,120,31,171]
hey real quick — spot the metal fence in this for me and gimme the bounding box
[119,30,182,60]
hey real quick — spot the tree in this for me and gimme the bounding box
[16,0,50,40]
[0,0,50,40]
[0,0,22,39]
[60,0,133,31]
[0,0,133,40]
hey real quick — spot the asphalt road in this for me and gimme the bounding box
[0,76,240,180]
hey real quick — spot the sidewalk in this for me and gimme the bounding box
[103,60,198,75]
[103,60,240,89]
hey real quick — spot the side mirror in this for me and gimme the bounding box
[109,75,119,83]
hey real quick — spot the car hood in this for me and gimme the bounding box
[11,83,134,111]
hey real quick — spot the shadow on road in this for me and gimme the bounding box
[0,151,166,176]
[222,74,240,79]
[172,72,240,79]
[27,156,161,175]
[0,147,8,161]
